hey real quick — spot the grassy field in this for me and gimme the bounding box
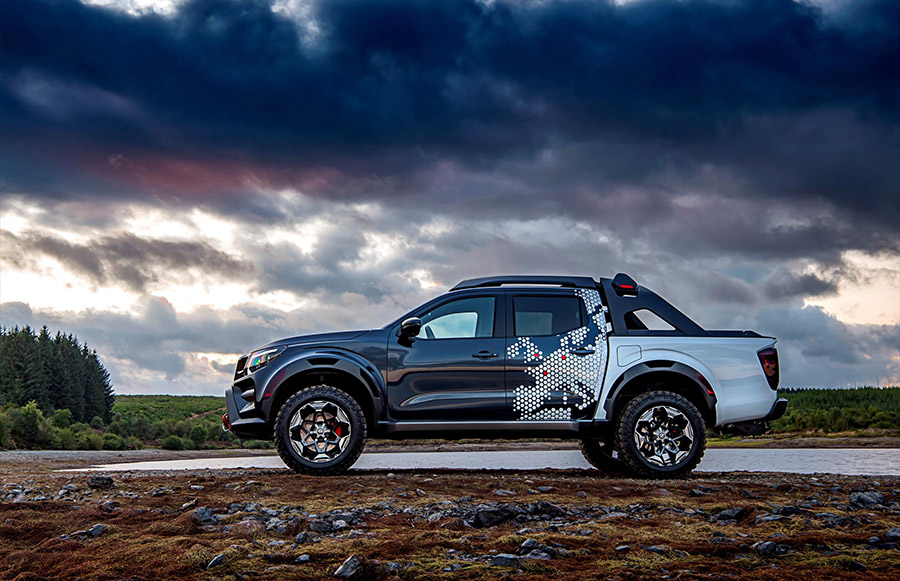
[110,387,900,449]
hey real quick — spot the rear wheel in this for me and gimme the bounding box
[274,385,367,475]
[615,390,706,478]
[580,437,626,474]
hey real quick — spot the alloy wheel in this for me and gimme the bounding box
[632,405,695,467]
[288,400,352,462]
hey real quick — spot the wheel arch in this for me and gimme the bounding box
[603,361,716,427]
[263,352,383,434]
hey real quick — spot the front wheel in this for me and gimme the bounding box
[615,391,706,479]
[274,385,367,476]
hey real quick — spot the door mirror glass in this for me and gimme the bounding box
[399,317,422,338]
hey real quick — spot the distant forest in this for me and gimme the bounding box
[0,325,114,423]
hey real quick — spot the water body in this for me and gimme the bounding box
[66,448,900,476]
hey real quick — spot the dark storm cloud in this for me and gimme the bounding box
[1,0,897,229]
[0,229,249,292]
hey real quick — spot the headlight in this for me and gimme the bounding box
[245,346,285,373]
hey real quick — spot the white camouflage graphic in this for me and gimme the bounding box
[506,289,608,420]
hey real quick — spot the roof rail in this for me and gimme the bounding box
[450,275,598,291]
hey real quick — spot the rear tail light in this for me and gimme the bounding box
[757,348,779,390]
[222,413,231,431]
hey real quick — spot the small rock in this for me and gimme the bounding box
[191,507,216,525]
[206,553,226,570]
[646,545,669,554]
[334,554,363,578]
[180,498,199,511]
[524,549,552,560]
[309,520,333,533]
[295,532,309,544]
[536,486,555,493]
[615,545,631,553]
[576,491,588,498]
[884,528,900,542]
[846,560,866,571]
[519,538,540,552]
[295,554,310,563]
[849,491,885,507]
[86,476,113,490]
[89,524,107,537]
[190,485,205,491]
[491,553,520,567]
[493,489,517,497]
[332,519,348,531]
[415,488,426,497]
[715,507,746,521]
[473,506,517,528]
[652,489,673,497]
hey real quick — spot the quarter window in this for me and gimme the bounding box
[419,297,495,339]
[513,295,583,336]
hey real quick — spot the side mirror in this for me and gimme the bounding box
[399,317,422,338]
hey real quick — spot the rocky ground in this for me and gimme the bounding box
[1,460,898,580]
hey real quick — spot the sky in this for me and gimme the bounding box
[0,0,898,395]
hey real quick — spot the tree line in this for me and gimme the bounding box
[0,325,115,448]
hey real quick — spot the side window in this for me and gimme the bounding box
[513,295,583,337]
[625,309,676,331]
[419,297,495,340]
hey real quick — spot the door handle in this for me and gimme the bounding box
[472,351,498,359]
[570,348,595,356]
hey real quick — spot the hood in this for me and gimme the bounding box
[258,330,370,350]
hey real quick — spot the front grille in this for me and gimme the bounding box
[234,355,248,380]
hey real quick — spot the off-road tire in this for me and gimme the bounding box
[274,385,367,476]
[580,437,627,474]
[615,390,706,479]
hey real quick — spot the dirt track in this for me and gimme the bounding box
[1,453,898,580]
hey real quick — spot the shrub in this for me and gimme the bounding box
[189,424,208,448]
[78,431,103,450]
[90,416,105,430]
[56,427,77,450]
[70,422,90,433]
[51,408,73,429]
[11,402,43,448]
[161,434,185,450]
[125,436,143,450]
[108,420,128,436]
[102,433,125,450]
[0,409,10,449]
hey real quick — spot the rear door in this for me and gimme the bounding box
[505,289,608,420]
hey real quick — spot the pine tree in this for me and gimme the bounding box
[0,326,115,422]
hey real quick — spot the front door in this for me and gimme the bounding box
[386,294,510,420]
[505,290,608,421]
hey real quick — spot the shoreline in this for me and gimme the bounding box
[2,436,898,472]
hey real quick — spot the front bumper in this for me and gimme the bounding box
[224,387,269,440]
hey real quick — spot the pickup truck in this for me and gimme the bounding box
[224,274,786,478]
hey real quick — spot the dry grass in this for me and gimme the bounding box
[0,467,898,579]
